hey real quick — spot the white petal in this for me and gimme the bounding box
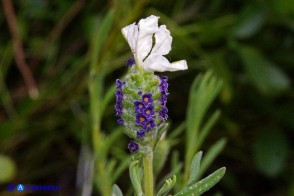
[136,15,159,64]
[144,53,188,72]
[169,60,188,71]
[151,25,172,56]
[121,23,138,54]
[143,53,170,72]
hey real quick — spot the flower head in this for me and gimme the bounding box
[122,15,188,72]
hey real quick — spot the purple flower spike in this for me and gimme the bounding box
[144,105,155,118]
[137,129,145,138]
[117,119,124,125]
[134,100,145,113]
[138,91,142,95]
[128,140,139,153]
[126,57,135,67]
[142,94,153,106]
[136,113,148,126]
[144,118,156,131]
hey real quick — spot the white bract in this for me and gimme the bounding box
[122,15,188,72]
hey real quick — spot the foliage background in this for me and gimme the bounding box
[0,0,293,195]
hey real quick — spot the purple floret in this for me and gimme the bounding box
[134,100,145,113]
[128,140,139,153]
[115,103,123,117]
[142,93,153,106]
[126,57,135,67]
[116,90,123,102]
[116,79,123,89]
[137,129,146,138]
[159,106,168,121]
[117,119,124,125]
[135,113,148,126]
[143,105,155,118]
[143,118,156,131]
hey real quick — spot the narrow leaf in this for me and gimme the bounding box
[153,123,169,150]
[112,184,123,196]
[239,46,290,95]
[175,167,226,196]
[185,72,223,179]
[157,175,176,196]
[112,157,131,183]
[197,110,221,149]
[100,83,116,117]
[157,162,182,191]
[197,138,226,179]
[187,151,203,186]
[154,140,170,175]
[90,9,114,69]
[129,160,143,196]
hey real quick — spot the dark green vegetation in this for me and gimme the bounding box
[0,0,293,195]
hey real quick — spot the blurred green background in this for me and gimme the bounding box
[0,0,293,195]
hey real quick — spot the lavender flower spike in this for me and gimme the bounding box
[116,15,188,152]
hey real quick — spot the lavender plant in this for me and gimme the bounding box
[113,15,225,196]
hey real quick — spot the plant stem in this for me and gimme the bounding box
[143,146,154,196]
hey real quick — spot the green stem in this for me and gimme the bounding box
[143,146,154,196]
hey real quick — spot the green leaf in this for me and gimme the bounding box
[100,127,123,159]
[234,8,266,39]
[187,151,203,186]
[196,110,221,150]
[175,167,226,196]
[154,140,170,175]
[90,9,114,70]
[253,129,289,177]
[0,154,17,183]
[185,72,223,179]
[112,184,123,196]
[157,162,182,192]
[112,157,131,184]
[100,83,116,117]
[197,138,226,180]
[154,123,169,150]
[157,175,176,196]
[169,122,185,140]
[129,160,143,196]
[239,46,290,95]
